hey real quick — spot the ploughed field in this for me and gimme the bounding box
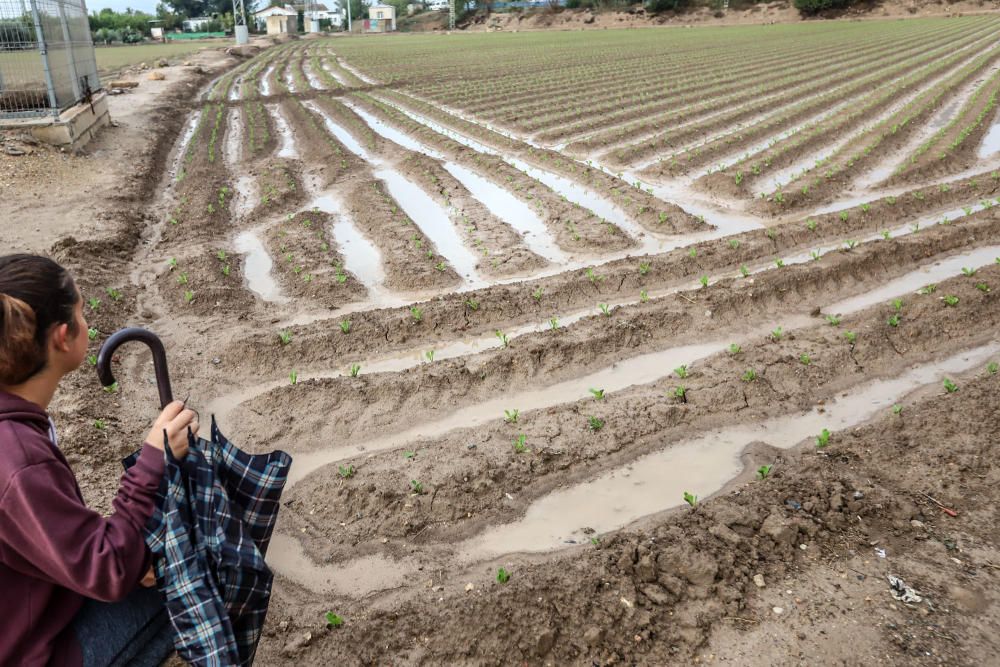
[74,19,1000,665]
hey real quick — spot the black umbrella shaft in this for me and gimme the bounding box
[96,327,174,408]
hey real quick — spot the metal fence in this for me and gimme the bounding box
[0,0,101,118]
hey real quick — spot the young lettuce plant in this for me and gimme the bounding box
[757,464,773,480]
[683,492,697,507]
[337,465,355,479]
[816,428,831,448]
[943,295,959,307]
[513,433,527,453]
[589,388,605,400]
[943,378,958,393]
[587,416,605,431]
[742,368,758,382]
[289,370,298,385]
[339,320,351,334]
[349,364,361,377]
[504,409,519,424]
[496,568,511,584]
[799,354,811,365]
[674,365,689,379]
[325,612,344,628]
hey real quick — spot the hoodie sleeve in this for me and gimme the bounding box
[0,443,165,603]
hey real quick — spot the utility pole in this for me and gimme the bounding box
[449,0,455,30]
[233,0,248,44]
[347,0,352,32]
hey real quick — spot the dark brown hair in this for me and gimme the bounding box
[0,255,79,385]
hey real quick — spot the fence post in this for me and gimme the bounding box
[28,0,59,115]
[57,0,82,102]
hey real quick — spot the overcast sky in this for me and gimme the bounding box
[86,0,164,14]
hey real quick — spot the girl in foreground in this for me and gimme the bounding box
[0,254,195,666]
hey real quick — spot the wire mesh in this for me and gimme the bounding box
[0,0,100,118]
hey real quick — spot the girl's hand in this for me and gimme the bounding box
[140,567,156,588]
[146,400,198,460]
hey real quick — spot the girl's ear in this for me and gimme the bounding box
[51,322,72,353]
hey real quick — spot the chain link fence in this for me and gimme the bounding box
[1,0,100,118]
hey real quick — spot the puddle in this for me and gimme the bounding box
[376,168,485,285]
[224,108,243,167]
[344,100,446,159]
[444,163,567,264]
[169,109,203,180]
[285,337,777,488]
[306,191,387,294]
[232,175,257,219]
[465,342,1000,557]
[320,60,350,87]
[268,105,299,159]
[304,100,373,160]
[267,533,407,595]
[377,98,647,242]
[260,64,276,97]
[228,77,242,102]
[303,60,325,89]
[980,116,1000,158]
[824,244,1000,316]
[234,230,286,302]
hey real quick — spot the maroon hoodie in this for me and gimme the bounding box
[0,390,165,666]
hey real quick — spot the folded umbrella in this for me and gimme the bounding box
[99,328,293,666]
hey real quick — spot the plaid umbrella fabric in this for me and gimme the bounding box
[125,417,292,666]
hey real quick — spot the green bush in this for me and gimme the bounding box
[794,0,851,14]
[646,0,687,12]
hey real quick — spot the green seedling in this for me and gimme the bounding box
[943,378,958,393]
[799,354,811,365]
[106,287,123,302]
[325,612,344,628]
[496,568,511,584]
[410,480,424,494]
[183,290,195,304]
[892,404,903,415]
[504,409,519,424]
[425,350,435,362]
[585,268,603,284]
[674,365,689,379]
[774,258,785,268]
[93,419,107,430]
[435,262,446,272]
[892,298,903,312]
[588,415,605,431]
[403,451,416,460]
[87,327,99,341]
[88,297,101,311]
[513,433,527,453]
[770,326,783,341]
[495,330,510,347]
[688,248,697,259]
[844,240,857,250]
[673,385,687,401]
[729,238,740,250]
[987,362,998,374]
[888,312,901,327]
[278,330,292,345]
[739,265,750,278]
[810,250,821,261]
[962,267,977,277]
[977,282,990,293]
[337,465,355,479]
[86,354,97,366]
[168,258,178,269]
[532,287,543,301]
[825,314,840,326]
[216,250,228,261]
[465,298,479,311]
[339,320,351,334]
[176,272,189,286]
[943,295,959,307]
[881,230,891,240]
[816,428,831,448]
[598,303,611,316]
[410,306,423,322]
[549,317,559,330]
[102,381,119,394]
[844,331,857,345]
[742,368,757,382]
[806,219,817,232]
[289,370,298,385]
[639,262,651,276]
[221,265,231,277]
[589,388,605,400]
[683,492,697,507]
[590,537,601,546]
[699,275,709,288]
[728,343,742,355]
[839,211,849,222]
[640,290,649,302]
[349,364,361,377]
[757,464,773,480]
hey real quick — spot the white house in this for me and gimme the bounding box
[182,16,216,31]
[367,4,396,31]
[302,2,343,29]
[252,5,299,35]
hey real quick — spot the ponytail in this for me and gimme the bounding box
[0,255,78,386]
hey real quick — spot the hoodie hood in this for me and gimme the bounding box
[0,390,50,429]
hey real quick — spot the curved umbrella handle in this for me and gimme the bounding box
[97,328,174,408]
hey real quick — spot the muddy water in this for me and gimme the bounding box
[268,105,300,159]
[824,244,1000,316]
[267,533,407,595]
[979,116,1000,158]
[224,108,243,168]
[375,169,486,285]
[284,337,787,488]
[465,342,1000,557]
[320,60,350,87]
[168,110,204,180]
[377,99,647,242]
[234,230,286,302]
[306,192,387,294]
[336,57,377,85]
[232,175,258,220]
[344,101,567,264]
[303,61,325,90]
[303,100,373,160]
[260,64,276,97]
